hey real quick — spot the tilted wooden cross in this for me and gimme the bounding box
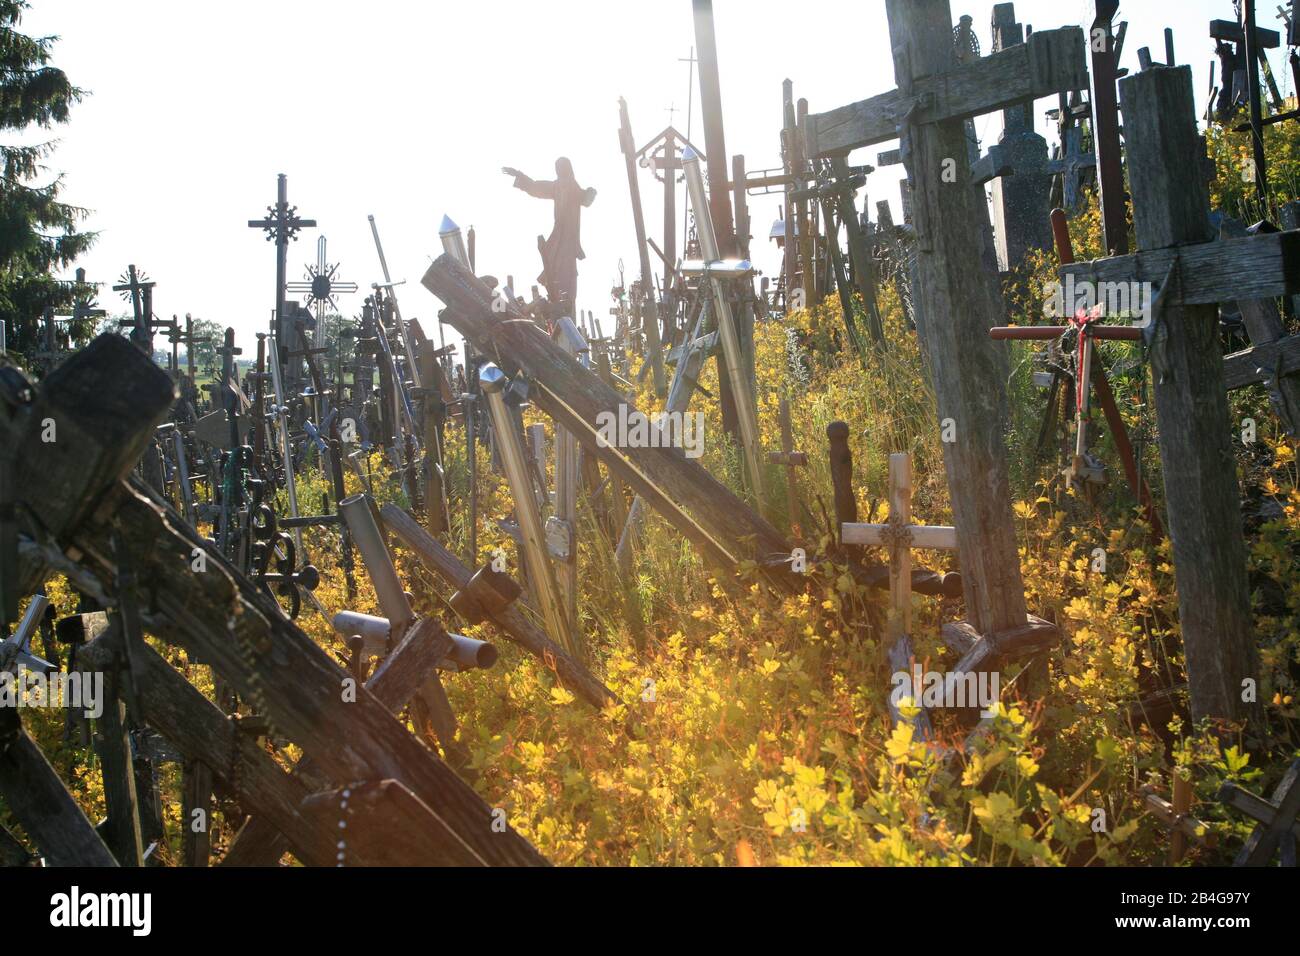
[1217,758,1300,866]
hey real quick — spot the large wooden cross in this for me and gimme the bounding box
[806,1,1087,640]
[1059,66,1267,723]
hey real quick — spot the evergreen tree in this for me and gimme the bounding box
[0,0,95,356]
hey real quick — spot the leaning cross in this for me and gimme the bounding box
[806,0,1085,641]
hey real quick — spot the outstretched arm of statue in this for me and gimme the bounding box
[581,186,597,207]
[501,167,555,200]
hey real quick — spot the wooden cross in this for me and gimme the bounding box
[1059,66,1262,723]
[1217,758,1300,866]
[765,396,807,536]
[841,453,957,642]
[806,1,1087,641]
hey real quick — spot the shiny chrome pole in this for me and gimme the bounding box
[478,363,578,658]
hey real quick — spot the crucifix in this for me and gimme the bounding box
[35,269,106,368]
[805,0,1086,643]
[1217,758,1300,866]
[248,173,316,383]
[286,236,358,350]
[1046,91,1099,213]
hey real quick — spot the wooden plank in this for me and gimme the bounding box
[0,822,30,866]
[93,660,145,866]
[950,614,1060,673]
[1058,231,1300,307]
[74,635,339,867]
[0,708,118,867]
[221,615,456,867]
[1220,219,1300,432]
[1119,66,1256,725]
[806,26,1088,156]
[841,523,958,550]
[299,780,470,867]
[1222,333,1300,391]
[9,361,548,877]
[421,255,794,578]
[379,503,616,708]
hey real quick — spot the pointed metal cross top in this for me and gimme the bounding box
[287,236,359,310]
[248,173,316,246]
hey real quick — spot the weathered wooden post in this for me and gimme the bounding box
[617,97,667,397]
[682,149,765,499]
[1119,65,1257,724]
[877,1,1087,638]
[1090,1,1130,255]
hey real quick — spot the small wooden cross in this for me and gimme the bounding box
[1218,758,1300,866]
[765,397,807,536]
[1142,775,1213,864]
[841,453,957,642]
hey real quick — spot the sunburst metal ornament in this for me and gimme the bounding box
[287,236,358,348]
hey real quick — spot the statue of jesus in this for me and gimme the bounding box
[502,158,597,313]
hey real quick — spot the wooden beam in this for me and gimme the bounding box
[1059,230,1300,306]
[75,635,339,867]
[1120,65,1256,725]
[806,26,1088,156]
[300,780,473,867]
[421,255,795,579]
[379,503,616,708]
[1222,333,1300,391]
[883,0,1030,638]
[0,708,117,867]
[10,334,176,596]
[6,340,546,867]
[220,616,457,867]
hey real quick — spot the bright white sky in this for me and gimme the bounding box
[20,1,1289,351]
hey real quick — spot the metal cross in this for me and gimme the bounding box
[112,265,160,352]
[248,173,316,364]
[287,236,359,349]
